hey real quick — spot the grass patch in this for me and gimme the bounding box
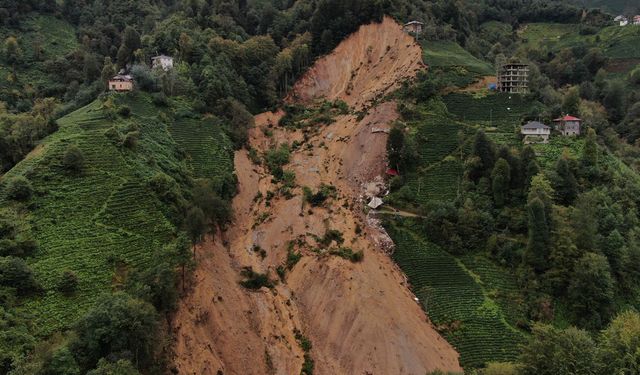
[421,40,494,76]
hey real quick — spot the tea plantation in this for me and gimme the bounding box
[168,117,234,180]
[388,224,525,368]
[0,92,233,336]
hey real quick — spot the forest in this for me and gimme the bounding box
[1,0,640,374]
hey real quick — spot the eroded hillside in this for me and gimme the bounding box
[172,17,462,375]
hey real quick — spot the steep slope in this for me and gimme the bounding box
[0,93,234,337]
[172,17,462,375]
[289,16,424,109]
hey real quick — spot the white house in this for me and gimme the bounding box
[151,55,174,71]
[521,121,550,144]
[634,15,640,25]
[615,15,629,26]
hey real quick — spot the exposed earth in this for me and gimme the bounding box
[172,16,462,375]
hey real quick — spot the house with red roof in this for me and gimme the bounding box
[553,115,581,136]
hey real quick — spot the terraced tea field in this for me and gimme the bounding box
[421,40,495,76]
[519,23,640,61]
[388,224,525,368]
[443,93,542,132]
[168,117,234,179]
[411,114,464,166]
[403,159,463,205]
[0,93,233,335]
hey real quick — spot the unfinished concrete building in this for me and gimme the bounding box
[497,63,529,94]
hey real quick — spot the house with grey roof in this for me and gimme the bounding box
[521,121,550,144]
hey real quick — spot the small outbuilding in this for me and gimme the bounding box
[553,115,581,136]
[151,55,174,71]
[634,15,640,25]
[521,121,550,144]
[403,21,424,35]
[386,168,399,177]
[368,197,384,209]
[108,75,133,92]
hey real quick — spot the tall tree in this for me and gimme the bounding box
[582,127,598,168]
[472,130,496,175]
[520,324,598,375]
[72,293,158,371]
[568,252,614,329]
[185,206,206,257]
[552,156,577,205]
[525,197,551,273]
[491,158,511,207]
[599,310,640,375]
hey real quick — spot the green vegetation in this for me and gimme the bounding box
[294,329,314,375]
[422,40,495,75]
[329,247,364,262]
[388,224,524,367]
[519,23,640,60]
[239,267,275,290]
[0,92,232,373]
[168,116,234,180]
[303,183,337,207]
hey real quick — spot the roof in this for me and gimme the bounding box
[368,197,384,209]
[522,121,550,129]
[553,115,581,122]
[404,21,424,26]
[386,168,399,176]
[110,74,133,81]
[152,55,173,60]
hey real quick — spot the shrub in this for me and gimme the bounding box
[62,145,85,172]
[117,105,131,117]
[152,92,168,107]
[239,267,274,289]
[58,270,79,295]
[329,247,364,262]
[103,126,122,144]
[0,256,41,296]
[264,144,290,178]
[131,64,158,92]
[303,184,337,207]
[122,131,139,149]
[5,176,33,201]
[318,229,344,248]
[86,359,140,375]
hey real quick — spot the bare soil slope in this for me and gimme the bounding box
[172,17,462,375]
[289,16,424,109]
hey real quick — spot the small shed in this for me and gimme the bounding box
[108,75,133,92]
[386,168,399,176]
[634,15,640,25]
[368,197,384,209]
[151,55,174,71]
[403,21,424,35]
